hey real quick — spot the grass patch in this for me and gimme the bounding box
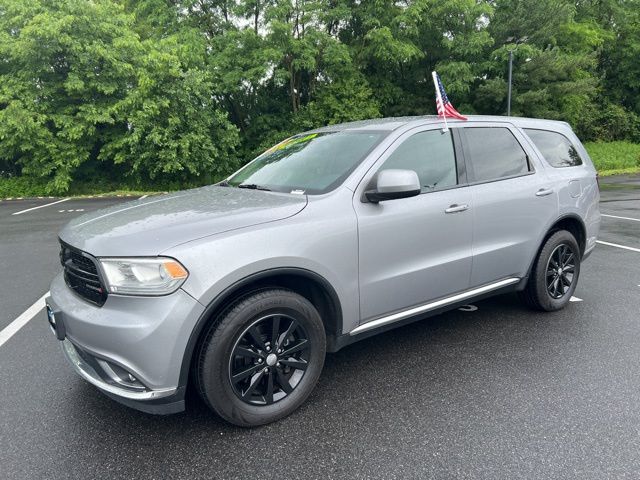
[584,141,640,175]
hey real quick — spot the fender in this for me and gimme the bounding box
[177,267,343,389]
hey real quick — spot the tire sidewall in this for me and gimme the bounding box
[199,290,326,426]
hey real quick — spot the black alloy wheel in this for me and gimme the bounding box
[545,243,576,299]
[196,288,326,427]
[229,314,310,405]
[519,229,581,311]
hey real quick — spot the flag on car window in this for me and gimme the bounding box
[432,72,467,121]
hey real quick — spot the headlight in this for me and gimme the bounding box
[99,257,189,296]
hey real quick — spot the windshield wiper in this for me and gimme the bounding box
[238,183,271,191]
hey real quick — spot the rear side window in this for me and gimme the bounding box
[380,130,457,192]
[524,129,583,168]
[463,127,530,183]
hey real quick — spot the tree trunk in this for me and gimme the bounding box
[254,0,259,34]
[288,59,298,113]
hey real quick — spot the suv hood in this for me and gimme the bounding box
[59,186,308,256]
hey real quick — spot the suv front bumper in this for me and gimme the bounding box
[46,272,205,414]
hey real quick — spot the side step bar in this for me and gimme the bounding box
[349,277,520,336]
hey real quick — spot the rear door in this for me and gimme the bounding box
[354,126,473,322]
[460,123,559,287]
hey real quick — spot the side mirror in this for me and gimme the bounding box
[365,169,421,203]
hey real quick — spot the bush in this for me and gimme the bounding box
[0,175,205,198]
[0,176,52,198]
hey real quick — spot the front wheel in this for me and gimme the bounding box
[519,230,581,311]
[195,289,326,427]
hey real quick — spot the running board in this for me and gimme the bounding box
[349,277,521,336]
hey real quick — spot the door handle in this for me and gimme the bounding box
[445,204,469,214]
[536,188,554,197]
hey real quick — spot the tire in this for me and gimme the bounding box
[195,288,326,427]
[519,230,581,311]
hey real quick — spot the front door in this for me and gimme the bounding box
[354,127,473,323]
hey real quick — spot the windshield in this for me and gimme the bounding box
[226,131,387,194]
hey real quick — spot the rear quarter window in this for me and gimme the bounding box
[524,129,583,168]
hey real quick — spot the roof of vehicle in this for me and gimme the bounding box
[309,115,570,133]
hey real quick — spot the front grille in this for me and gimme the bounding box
[60,242,107,306]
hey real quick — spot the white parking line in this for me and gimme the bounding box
[0,292,49,348]
[12,198,70,216]
[597,240,640,253]
[570,296,582,302]
[601,214,640,222]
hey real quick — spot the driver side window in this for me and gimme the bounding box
[380,130,458,192]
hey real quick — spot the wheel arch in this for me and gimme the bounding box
[546,214,587,256]
[178,268,343,389]
[522,214,587,286]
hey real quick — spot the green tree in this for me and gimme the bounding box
[102,33,240,183]
[340,0,493,116]
[0,0,141,191]
[2,0,640,194]
[0,0,239,192]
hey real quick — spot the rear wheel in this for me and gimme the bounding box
[519,230,581,311]
[195,289,326,427]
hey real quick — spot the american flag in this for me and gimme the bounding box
[433,72,467,121]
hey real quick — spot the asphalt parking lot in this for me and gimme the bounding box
[1,178,639,480]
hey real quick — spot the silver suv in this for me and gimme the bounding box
[46,115,600,426]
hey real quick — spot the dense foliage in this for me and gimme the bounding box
[1,0,639,193]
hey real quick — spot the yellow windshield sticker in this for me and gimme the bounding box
[264,133,319,154]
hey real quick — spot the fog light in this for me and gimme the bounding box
[47,306,54,323]
[46,305,66,340]
[96,359,146,391]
